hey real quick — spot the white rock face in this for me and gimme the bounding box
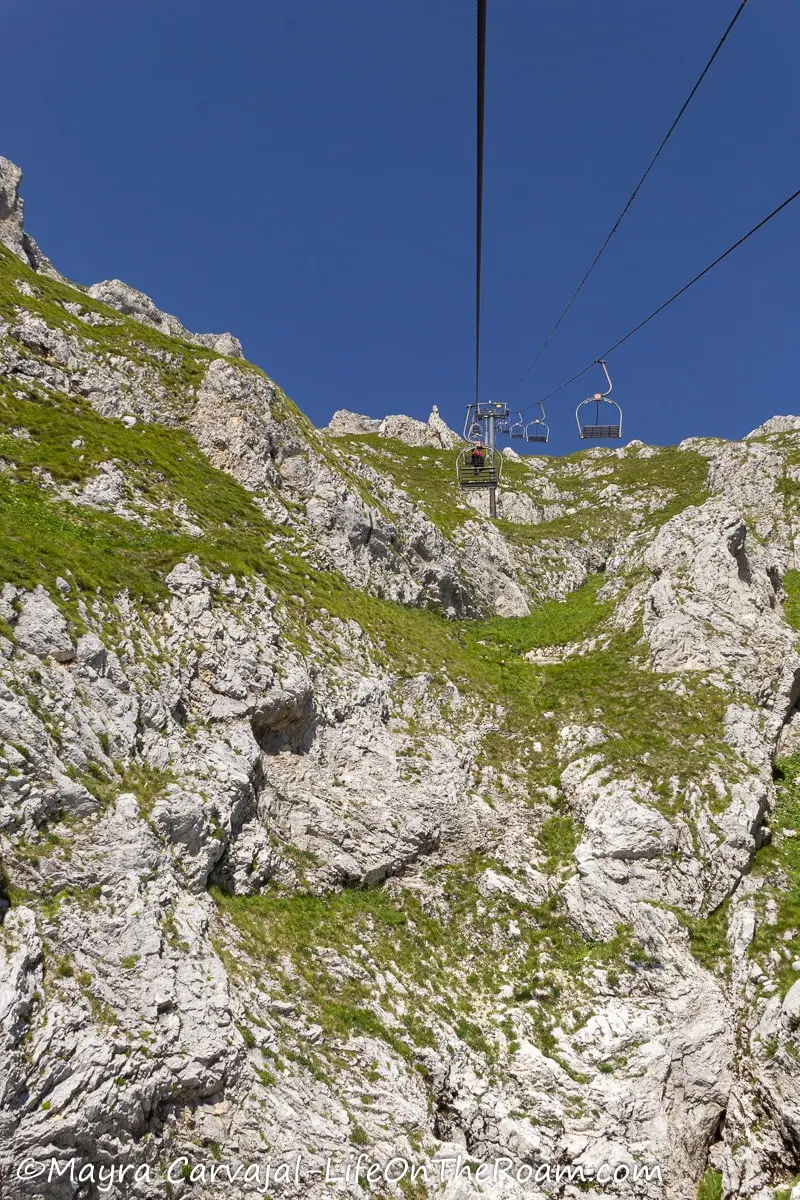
[746,415,800,438]
[427,403,462,449]
[782,979,800,1026]
[13,587,74,662]
[643,500,795,701]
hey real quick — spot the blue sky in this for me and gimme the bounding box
[3,0,799,453]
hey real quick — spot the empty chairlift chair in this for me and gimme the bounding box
[462,404,483,443]
[509,413,526,439]
[576,359,622,440]
[525,403,549,444]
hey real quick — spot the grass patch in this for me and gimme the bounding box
[121,763,175,818]
[782,570,800,632]
[0,374,288,606]
[749,755,800,995]
[468,573,610,654]
[539,815,579,872]
[461,630,735,801]
[680,900,732,979]
[697,1168,723,1200]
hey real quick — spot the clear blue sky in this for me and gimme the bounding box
[3,0,798,453]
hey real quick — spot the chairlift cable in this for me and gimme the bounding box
[476,0,487,408]
[522,182,800,411]
[507,0,751,399]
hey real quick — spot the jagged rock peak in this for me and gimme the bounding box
[87,279,244,359]
[0,156,63,280]
[325,403,461,449]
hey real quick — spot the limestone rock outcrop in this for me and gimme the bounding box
[326,403,461,449]
[87,279,244,359]
[0,156,63,279]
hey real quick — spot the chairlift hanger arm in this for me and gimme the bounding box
[597,360,612,398]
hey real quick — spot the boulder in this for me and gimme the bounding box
[782,979,800,1027]
[14,587,74,662]
[746,415,800,439]
[379,413,433,445]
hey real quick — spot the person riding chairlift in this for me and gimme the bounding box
[471,440,486,472]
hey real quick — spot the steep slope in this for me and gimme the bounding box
[2,157,800,1200]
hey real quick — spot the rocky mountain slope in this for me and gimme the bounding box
[2,155,800,1200]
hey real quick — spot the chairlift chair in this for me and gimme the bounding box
[576,360,622,440]
[463,404,479,441]
[509,412,525,439]
[525,403,549,444]
[456,444,502,489]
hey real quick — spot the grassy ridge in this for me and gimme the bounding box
[331,432,709,547]
[0,376,285,606]
[0,242,225,397]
